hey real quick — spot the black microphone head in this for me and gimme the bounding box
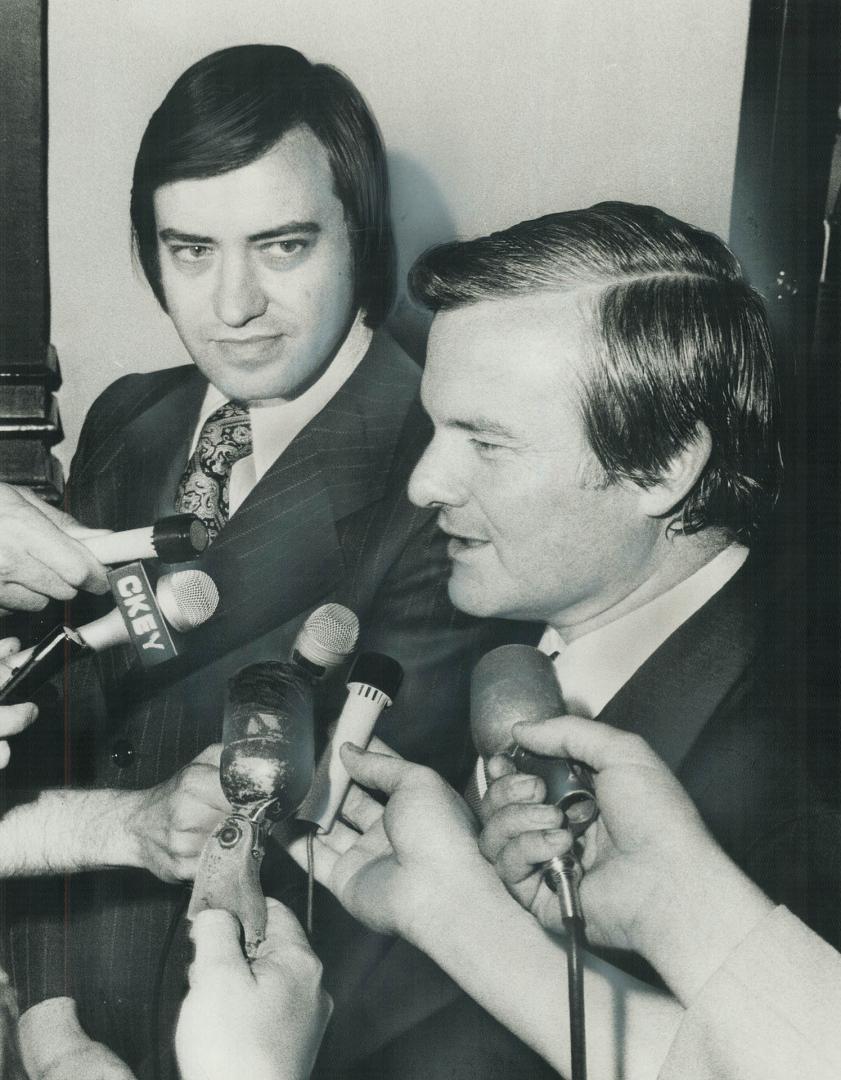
[220,660,314,816]
[347,651,404,701]
[292,604,359,675]
[156,569,219,631]
[470,644,565,759]
[152,514,209,561]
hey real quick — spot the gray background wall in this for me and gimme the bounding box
[49,0,751,471]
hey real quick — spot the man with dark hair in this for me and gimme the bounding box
[5,43,505,1079]
[401,202,841,994]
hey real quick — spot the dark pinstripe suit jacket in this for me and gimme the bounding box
[7,331,513,1076]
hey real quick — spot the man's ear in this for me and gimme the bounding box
[636,423,712,518]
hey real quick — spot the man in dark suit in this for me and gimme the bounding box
[338,202,839,1066]
[4,44,531,1080]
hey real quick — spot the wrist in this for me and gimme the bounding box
[402,854,514,952]
[634,837,774,1004]
[101,788,147,869]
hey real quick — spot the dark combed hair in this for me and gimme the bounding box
[130,44,395,327]
[409,202,780,542]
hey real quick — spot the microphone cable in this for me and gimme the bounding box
[545,853,587,1080]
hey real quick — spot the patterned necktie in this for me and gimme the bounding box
[175,401,253,542]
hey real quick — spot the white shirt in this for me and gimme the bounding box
[188,313,372,515]
[474,543,749,795]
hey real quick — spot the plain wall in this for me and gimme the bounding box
[49,0,751,471]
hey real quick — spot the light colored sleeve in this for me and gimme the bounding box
[659,906,841,1080]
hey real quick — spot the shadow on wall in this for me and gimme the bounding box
[386,150,457,366]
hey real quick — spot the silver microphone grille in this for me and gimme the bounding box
[295,603,360,670]
[156,570,220,632]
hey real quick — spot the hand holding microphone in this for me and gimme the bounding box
[0,482,112,614]
[0,565,220,705]
[481,716,776,1008]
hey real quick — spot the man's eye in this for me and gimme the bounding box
[171,244,212,264]
[470,438,502,455]
[261,238,308,259]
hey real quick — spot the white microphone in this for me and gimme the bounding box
[296,651,403,832]
[81,514,209,565]
[0,570,219,704]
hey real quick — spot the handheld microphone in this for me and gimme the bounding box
[191,660,317,956]
[219,660,315,815]
[470,644,597,835]
[471,643,593,1080]
[81,514,209,565]
[0,568,219,705]
[296,651,404,832]
[289,603,359,681]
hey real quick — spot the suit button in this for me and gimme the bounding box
[111,739,135,769]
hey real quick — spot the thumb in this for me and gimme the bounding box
[339,743,414,797]
[188,908,245,978]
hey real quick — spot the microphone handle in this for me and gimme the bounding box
[0,625,89,705]
[296,682,392,831]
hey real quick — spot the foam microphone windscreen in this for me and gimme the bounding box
[219,660,315,818]
[470,644,565,759]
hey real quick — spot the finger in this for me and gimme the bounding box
[496,829,573,886]
[192,743,223,767]
[0,701,38,738]
[339,782,385,832]
[339,743,416,797]
[485,753,516,782]
[0,582,52,613]
[19,520,110,597]
[0,639,21,661]
[0,742,9,769]
[513,717,660,773]
[9,552,82,603]
[286,830,340,885]
[479,801,563,862]
[259,898,311,956]
[188,908,245,976]
[365,735,403,759]
[480,770,546,825]
[14,489,111,541]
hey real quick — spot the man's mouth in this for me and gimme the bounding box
[212,334,283,361]
[439,523,489,557]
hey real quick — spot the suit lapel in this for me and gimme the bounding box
[72,366,205,529]
[598,561,764,774]
[183,332,421,660]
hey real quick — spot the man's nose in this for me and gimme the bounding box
[408,438,468,509]
[213,252,268,327]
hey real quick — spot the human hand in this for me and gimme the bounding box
[289,742,495,944]
[18,997,135,1080]
[480,717,730,952]
[176,899,331,1080]
[0,483,111,614]
[0,637,38,767]
[121,744,229,883]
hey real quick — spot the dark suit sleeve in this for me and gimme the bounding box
[742,807,841,954]
[3,374,150,1014]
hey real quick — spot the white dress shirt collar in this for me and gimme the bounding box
[189,313,373,514]
[538,542,749,719]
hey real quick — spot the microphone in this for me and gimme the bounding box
[190,660,317,956]
[471,643,593,1080]
[470,644,597,835]
[81,514,209,565]
[296,650,404,832]
[219,660,315,815]
[289,603,359,681]
[0,568,219,705]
